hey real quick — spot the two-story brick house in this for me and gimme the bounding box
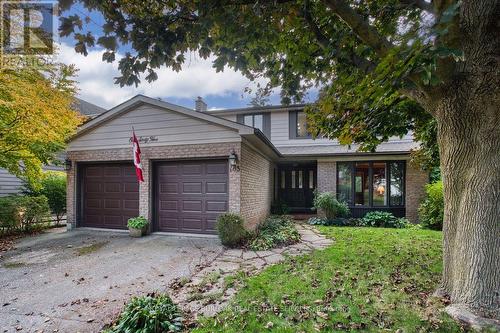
[66,95,427,235]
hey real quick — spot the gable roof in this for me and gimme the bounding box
[73,98,107,118]
[70,94,281,158]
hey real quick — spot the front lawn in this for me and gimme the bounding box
[193,227,463,332]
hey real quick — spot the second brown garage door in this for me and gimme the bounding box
[80,163,139,229]
[155,160,228,234]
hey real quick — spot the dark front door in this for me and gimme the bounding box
[80,163,139,229]
[154,159,228,234]
[278,163,316,212]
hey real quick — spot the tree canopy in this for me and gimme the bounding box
[0,64,82,187]
[58,0,461,169]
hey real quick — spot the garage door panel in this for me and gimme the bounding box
[206,201,227,212]
[182,164,202,175]
[183,182,202,194]
[206,182,226,194]
[155,160,228,234]
[80,163,139,229]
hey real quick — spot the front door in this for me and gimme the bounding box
[278,163,316,212]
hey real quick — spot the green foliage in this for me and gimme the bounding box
[359,211,410,228]
[248,215,300,251]
[127,216,149,229]
[194,228,462,332]
[0,195,50,233]
[107,293,183,333]
[216,213,248,248]
[59,1,466,177]
[0,66,81,188]
[313,192,350,220]
[270,199,290,215]
[25,171,67,224]
[419,181,444,230]
[309,214,410,229]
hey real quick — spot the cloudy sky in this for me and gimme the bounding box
[55,5,318,111]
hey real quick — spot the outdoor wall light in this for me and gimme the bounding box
[229,150,239,171]
[65,158,72,171]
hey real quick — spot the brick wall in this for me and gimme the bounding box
[239,143,274,230]
[66,142,241,229]
[317,161,336,193]
[405,163,429,223]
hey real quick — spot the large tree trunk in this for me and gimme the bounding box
[435,75,500,319]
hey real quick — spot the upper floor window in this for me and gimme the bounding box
[243,114,264,132]
[237,113,270,137]
[289,111,312,139]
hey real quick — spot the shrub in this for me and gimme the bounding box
[127,216,149,229]
[313,192,350,220]
[360,211,409,228]
[24,171,67,225]
[0,195,50,234]
[216,213,248,247]
[109,293,183,333]
[418,180,444,230]
[248,215,300,251]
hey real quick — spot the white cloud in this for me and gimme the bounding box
[56,43,270,109]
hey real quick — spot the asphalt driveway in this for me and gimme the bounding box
[0,228,222,333]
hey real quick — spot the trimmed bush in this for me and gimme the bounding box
[108,293,183,333]
[313,192,350,220]
[216,213,248,247]
[248,215,300,251]
[418,180,444,230]
[0,195,50,233]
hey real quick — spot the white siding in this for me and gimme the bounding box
[68,104,241,151]
[0,168,23,197]
[270,111,334,147]
[270,110,416,154]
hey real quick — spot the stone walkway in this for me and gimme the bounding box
[168,223,333,319]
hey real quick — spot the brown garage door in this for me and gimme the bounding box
[155,160,228,234]
[80,163,139,229]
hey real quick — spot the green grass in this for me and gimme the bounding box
[193,227,464,332]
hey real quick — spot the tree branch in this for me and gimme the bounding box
[301,1,377,73]
[399,0,434,13]
[323,0,393,58]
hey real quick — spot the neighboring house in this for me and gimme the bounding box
[0,98,106,197]
[65,95,428,235]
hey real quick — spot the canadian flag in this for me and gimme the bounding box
[132,130,144,182]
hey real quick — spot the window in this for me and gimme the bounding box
[298,170,303,189]
[281,170,286,189]
[309,170,315,189]
[242,114,264,132]
[291,171,296,188]
[390,162,404,206]
[337,163,352,204]
[289,111,312,139]
[337,161,405,207]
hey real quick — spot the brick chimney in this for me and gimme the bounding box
[195,96,207,112]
